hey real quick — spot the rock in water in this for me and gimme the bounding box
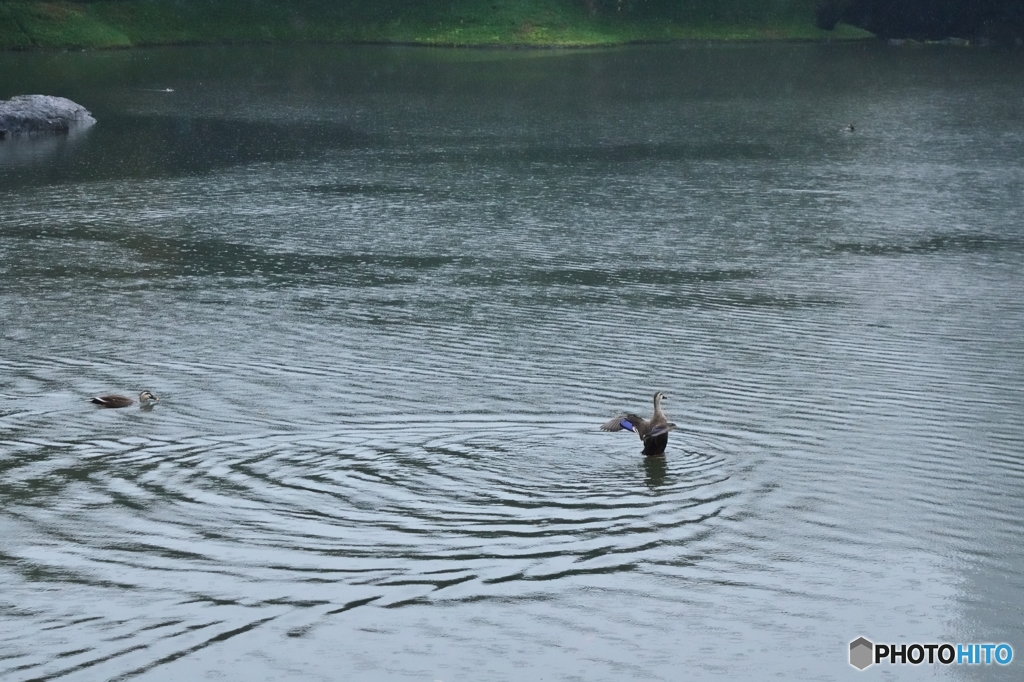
[0,95,96,138]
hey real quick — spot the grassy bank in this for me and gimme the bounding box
[0,0,873,50]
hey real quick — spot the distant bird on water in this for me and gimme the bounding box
[91,391,159,408]
[601,391,677,457]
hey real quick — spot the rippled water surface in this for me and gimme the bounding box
[2,43,1023,681]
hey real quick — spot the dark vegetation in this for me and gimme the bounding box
[815,0,1024,43]
[0,0,1020,50]
[0,0,870,49]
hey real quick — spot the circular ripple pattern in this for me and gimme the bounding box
[1,416,736,577]
[0,409,742,681]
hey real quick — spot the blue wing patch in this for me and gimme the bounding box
[619,418,634,432]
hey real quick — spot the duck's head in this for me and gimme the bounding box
[653,391,666,406]
[139,390,159,403]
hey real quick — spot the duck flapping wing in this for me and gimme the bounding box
[645,421,677,438]
[600,413,648,434]
[602,414,676,441]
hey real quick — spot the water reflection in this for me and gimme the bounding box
[642,456,668,489]
[0,125,93,167]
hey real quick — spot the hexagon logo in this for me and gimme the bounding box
[850,637,874,670]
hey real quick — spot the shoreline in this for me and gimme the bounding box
[0,35,880,54]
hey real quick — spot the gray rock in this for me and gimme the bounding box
[0,95,96,139]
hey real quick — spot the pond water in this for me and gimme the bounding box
[1,42,1023,681]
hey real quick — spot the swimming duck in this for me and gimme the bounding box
[91,390,159,408]
[601,391,677,456]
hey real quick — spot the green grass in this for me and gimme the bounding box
[0,0,874,50]
[1,2,131,48]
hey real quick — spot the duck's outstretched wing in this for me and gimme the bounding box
[646,422,677,438]
[600,416,630,432]
[600,413,647,433]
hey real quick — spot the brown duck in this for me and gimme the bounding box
[601,391,677,456]
[91,391,159,408]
